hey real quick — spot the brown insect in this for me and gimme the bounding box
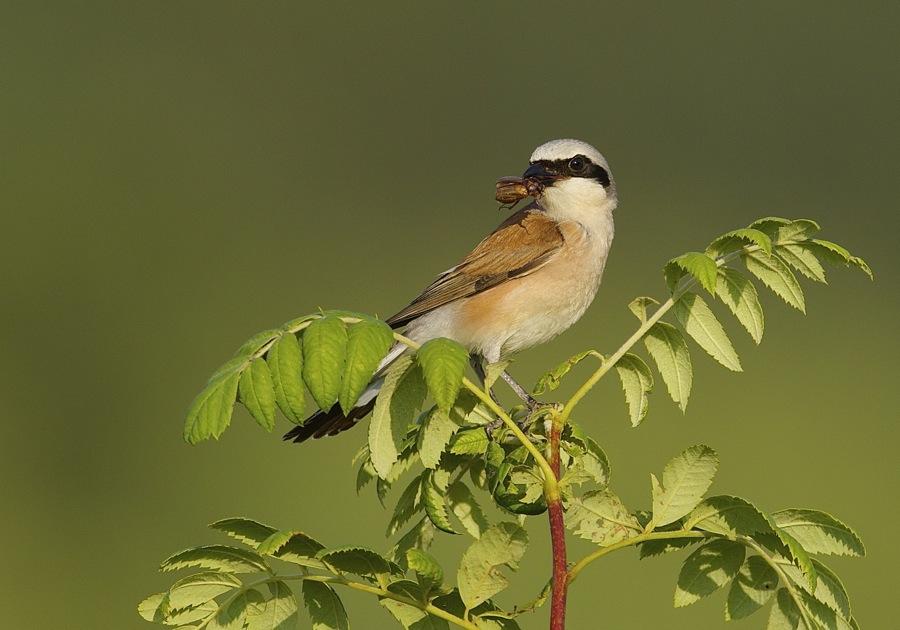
[495,176,545,210]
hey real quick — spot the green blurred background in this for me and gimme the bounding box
[3,3,897,628]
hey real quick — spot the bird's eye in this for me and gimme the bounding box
[568,157,585,172]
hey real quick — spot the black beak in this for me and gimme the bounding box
[522,162,554,179]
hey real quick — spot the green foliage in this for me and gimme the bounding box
[149,217,871,629]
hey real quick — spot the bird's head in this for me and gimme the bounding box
[523,139,617,223]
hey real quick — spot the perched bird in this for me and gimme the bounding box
[285,139,617,442]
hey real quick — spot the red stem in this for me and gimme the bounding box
[548,423,568,630]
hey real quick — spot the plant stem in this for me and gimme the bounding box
[547,419,568,630]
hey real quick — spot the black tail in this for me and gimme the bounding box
[283,398,378,442]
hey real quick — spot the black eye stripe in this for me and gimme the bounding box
[532,156,611,188]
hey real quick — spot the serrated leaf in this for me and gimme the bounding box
[742,250,806,312]
[302,581,349,630]
[687,495,774,537]
[716,267,765,344]
[772,528,818,590]
[707,228,774,257]
[387,474,425,537]
[771,509,865,557]
[638,538,699,559]
[340,319,394,414]
[233,329,281,360]
[447,482,490,538]
[416,338,469,413]
[726,555,778,620]
[532,350,595,395]
[628,296,660,321]
[160,545,269,574]
[370,356,427,479]
[797,590,854,630]
[643,322,692,411]
[674,293,742,371]
[780,558,852,621]
[803,241,874,280]
[774,219,820,243]
[184,369,241,444]
[748,216,792,236]
[665,252,718,295]
[448,428,489,454]
[767,588,804,630]
[302,316,348,410]
[614,352,653,427]
[249,581,299,630]
[389,518,436,572]
[272,532,327,569]
[137,592,167,623]
[418,391,476,468]
[423,469,457,534]
[407,549,444,583]
[560,430,610,488]
[267,333,306,423]
[652,445,718,527]
[239,358,277,431]
[210,517,278,548]
[317,546,392,580]
[776,244,827,283]
[457,522,528,609]
[674,540,745,607]
[167,571,243,610]
[564,489,640,546]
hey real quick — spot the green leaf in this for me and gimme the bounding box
[233,328,281,360]
[317,546,392,580]
[773,219,820,243]
[674,293,742,371]
[716,267,765,344]
[369,356,427,479]
[560,427,610,488]
[249,581,299,630]
[779,559,852,622]
[628,296,660,322]
[339,319,394,414]
[748,216,792,236]
[651,445,718,527]
[184,368,241,444]
[564,489,641,546]
[457,522,528,609]
[674,539,745,607]
[767,588,803,630]
[209,517,278,548]
[160,545,269,574]
[687,495,773,537]
[266,332,306,424]
[532,350,595,395]
[706,228,773,258]
[726,555,778,620]
[238,358,277,431]
[770,528,818,590]
[742,250,806,312]
[407,548,444,584]
[805,240,873,280]
[423,469,457,534]
[776,244,827,283]
[447,482,490,538]
[418,391,476,468]
[416,338,469,413]
[137,592,167,623]
[302,581,349,630]
[665,252,718,295]
[643,322,693,411]
[638,538,699,559]
[797,590,854,630]
[167,571,243,610]
[771,509,865,557]
[387,474,425,537]
[449,428,489,455]
[614,353,653,427]
[262,531,326,569]
[302,316,348,410]
[389,518,436,572]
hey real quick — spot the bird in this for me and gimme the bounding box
[285,138,617,442]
